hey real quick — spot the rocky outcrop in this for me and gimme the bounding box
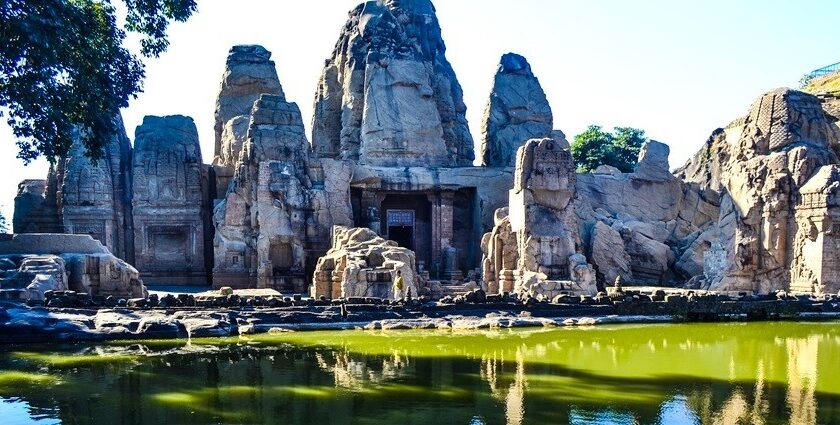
[589,221,631,285]
[0,234,146,300]
[482,137,597,298]
[678,88,840,293]
[311,0,473,166]
[213,45,284,165]
[132,115,209,284]
[480,53,553,167]
[311,226,422,299]
[574,139,719,286]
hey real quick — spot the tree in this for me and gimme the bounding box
[611,127,646,172]
[0,0,197,163]
[570,125,647,173]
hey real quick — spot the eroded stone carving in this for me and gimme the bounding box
[679,88,840,293]
[482,137,597,298]
[132,115,208,284]
[480,53,553,167]
[311,0,474,166]
[311,226,422,299]
[0,234,146,300]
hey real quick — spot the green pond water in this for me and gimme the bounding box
[1,322,839,424]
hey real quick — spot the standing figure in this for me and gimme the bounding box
[393,270,405,300]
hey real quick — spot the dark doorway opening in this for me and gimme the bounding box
[388,225,414,251]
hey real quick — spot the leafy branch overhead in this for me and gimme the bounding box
[570,125,647,173]
[0,0,196,163]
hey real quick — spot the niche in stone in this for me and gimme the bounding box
[269,239,294,274]
[148,226,190,263]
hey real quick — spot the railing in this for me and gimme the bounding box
[807,61,840,79]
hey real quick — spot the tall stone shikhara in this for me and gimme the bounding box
[133,115,209,284]
[311,0,474,166]
[480,53,554,167]
[678,88,840,294]
[13,0,840,297]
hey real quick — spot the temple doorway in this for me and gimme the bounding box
[380,194,431,270]
[386,209,415,250]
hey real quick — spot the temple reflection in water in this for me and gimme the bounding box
[0,323,839,424]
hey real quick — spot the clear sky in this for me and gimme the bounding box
[2,0,839,224]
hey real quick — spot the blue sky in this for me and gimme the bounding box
[2,0,839,223]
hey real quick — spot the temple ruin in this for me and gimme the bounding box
[12,0,840,298]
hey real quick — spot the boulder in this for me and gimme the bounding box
[633,140,673,181]
[590,221,631,284]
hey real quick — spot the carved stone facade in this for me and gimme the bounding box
[132,115,209,284]
[791,165,840,295]
[679,88,840,293]
[311,226,422,299]
[311,0,474,166]
[14,1,840,297]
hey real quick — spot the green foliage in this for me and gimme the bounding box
[570,125,647,173]
[0,0,196,163]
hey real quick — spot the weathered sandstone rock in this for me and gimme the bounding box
[678,88,840,293]
[480,53,553,167]
[311,226,422,299]
[213,45,284,164]
[0,234,146,299]
[311,0,473,166]
[482,137,597,297]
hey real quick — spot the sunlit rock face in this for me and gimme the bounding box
[480,53,553,168]
[678,88,840,293]
[311,0,474,167]
[213,45,284,166]
[482,137,597,298]
[311,226,422,299]
[213,93,312,289]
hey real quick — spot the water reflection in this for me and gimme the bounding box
[0,322,838,424]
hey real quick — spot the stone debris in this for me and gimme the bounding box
[311,226,422,299]
[0,234,146,301]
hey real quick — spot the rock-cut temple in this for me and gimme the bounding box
[13,0,840,300]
